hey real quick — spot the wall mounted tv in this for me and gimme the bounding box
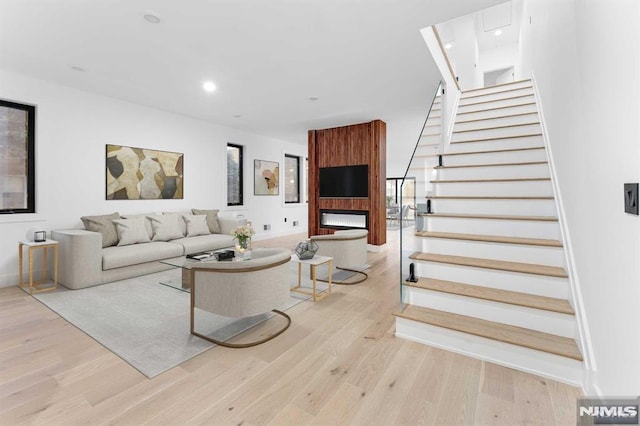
[319,165,369,198]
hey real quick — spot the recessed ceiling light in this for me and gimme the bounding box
[70,65,85,72]
[233,114,242,118]
[494,29,503,36]
[308,96,319,101]
[143,11,161,24]
[444,43,452,49]
[203,81,216,93]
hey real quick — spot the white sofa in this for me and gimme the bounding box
[52,211,245,290]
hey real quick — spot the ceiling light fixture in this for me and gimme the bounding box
[308,96,319,101]
[70,65,85,72]
[143,11,161,24]
[203,81,216,93]
[233,114,242,118]
[445,43,452,49]
[494,29,503,36]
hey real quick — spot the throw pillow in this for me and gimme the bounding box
[81,212,120,248]
[147,214,184,241]
[182,214,211,237]
[120,213,155,239]
[162,211,191,235]
[192,208,221,234]
[113,217,151,246]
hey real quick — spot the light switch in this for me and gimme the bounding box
[624,183,638,215]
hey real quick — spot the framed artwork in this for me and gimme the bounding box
[254,159,279,195]
[106,144,184,200]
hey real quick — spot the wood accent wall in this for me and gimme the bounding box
[308,120,386,245]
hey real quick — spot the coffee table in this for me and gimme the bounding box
[160,250,251,291]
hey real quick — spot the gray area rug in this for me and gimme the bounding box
[32,267,326,378]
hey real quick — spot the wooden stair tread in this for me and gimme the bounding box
[405,278,573,314]
[462,79,532,95]
[425,195,553,200]
[418,212,558,221]
[453,122,540,134]
[461,85,533,100]
[414,231,563,247]
[431,178,551,183]
[393,305,582,360]
[409,252,568,278]
[417,147,545,158]
[460,94,534,108]
[452,133,543,144]
[456,111,538,124]
[434,160,547,169]
[456,102,536,116]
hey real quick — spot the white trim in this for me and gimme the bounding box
[0,214,46,224]
[531,73,596,393]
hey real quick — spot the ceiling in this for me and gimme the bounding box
[0,0,503,146]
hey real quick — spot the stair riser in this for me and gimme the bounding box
[433,180,553,196]
[415,145,440,157]
[451,124,542,143]
[457,103,538,122]
[395,318,583,386]
[447,135,545,152]
[454,113,539,132]
[461,81,533,98]
[441,149,547,166]
[459,87,534,106]
[436,163,550,180]
[427,198,557,216]
[405,287,575,337]
[420,134,441,145]
[417,238,565,267]
[424,216,560,239]
[411,262,569,299]
[458,95,536,114]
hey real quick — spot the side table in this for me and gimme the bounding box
[290,255,333,302]
[18,239,59,294]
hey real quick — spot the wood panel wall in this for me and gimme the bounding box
[308,120,386,246]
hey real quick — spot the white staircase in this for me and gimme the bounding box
[395,79,583,385]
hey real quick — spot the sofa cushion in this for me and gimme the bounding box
[113,217,152,246]
[120,213,155,239]
[162,210,191,235]
[147,214,184,241]
[192,208,221,234]
[81,212,120,248]
[182,214,210,237]
[170,234,235,255]
[102,242,184,270]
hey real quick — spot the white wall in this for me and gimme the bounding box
[479,43,519,82]
[0,70,308,288]
[519,0,640,395]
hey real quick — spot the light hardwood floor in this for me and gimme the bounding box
[0,231,582,425]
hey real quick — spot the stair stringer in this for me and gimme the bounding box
[531,73,595,392]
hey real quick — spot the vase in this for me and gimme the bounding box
[235,237,251,258]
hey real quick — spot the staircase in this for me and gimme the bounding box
[394,79,583,385]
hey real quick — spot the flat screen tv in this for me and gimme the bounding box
[319,165,369,198]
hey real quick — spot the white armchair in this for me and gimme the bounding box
[310,229,369,284]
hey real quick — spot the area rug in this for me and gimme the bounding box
[31,268,326,378]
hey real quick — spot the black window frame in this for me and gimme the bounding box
[284,154,301,204]
[226,143,244,206]
[0,99,36,214]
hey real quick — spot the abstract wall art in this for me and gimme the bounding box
[254,159,279,195]
[106,144,184,200]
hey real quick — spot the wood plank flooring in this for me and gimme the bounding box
[0,231,582,425]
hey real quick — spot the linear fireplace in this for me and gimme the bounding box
[320,209,368,231]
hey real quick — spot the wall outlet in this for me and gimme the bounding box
[293,220,299,227]
[263,224,271,231]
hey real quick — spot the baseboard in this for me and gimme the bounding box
[252,227,308,241]
[0,272,19,288]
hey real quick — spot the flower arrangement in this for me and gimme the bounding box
[231,224,255,250]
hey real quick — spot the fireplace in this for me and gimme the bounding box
[320,209,368,231]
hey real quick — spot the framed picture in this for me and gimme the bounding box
[106,144,184,200]
[254,159,279,195]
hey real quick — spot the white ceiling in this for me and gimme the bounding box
[0,0,503,146]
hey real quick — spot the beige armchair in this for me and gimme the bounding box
[310,229,369,284]
[190,247,292,348]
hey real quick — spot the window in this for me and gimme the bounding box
[0,100,35,214]
[227,143,243,206]
[284,154,300,203]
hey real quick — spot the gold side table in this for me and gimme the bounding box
[290,254,333,302]
[19,240,59,294]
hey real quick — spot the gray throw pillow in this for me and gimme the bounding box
[192,209,221,234]
[113,217,152,246]
[81,212,120,248]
